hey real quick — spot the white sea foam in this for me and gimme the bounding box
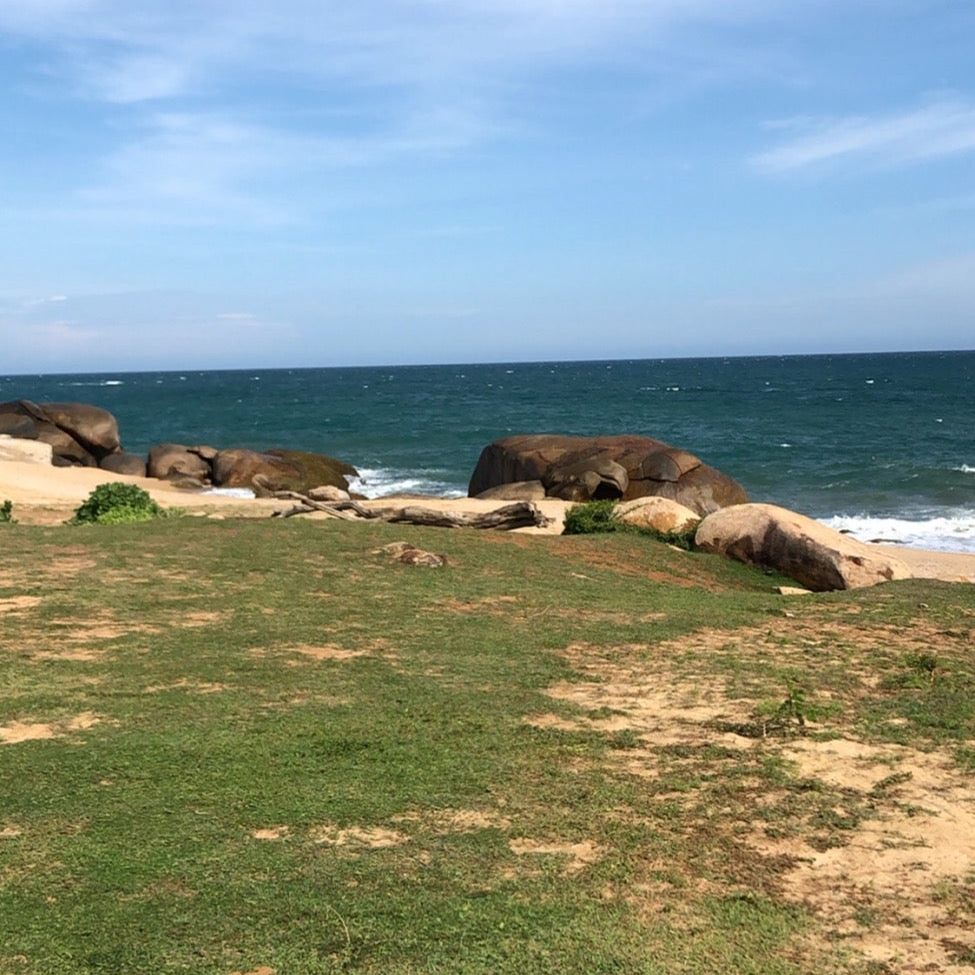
[66,379,124,387]
[821,513,975,553]
[206,487,256,499]
[349,467,465,499]
[954,465,975,474]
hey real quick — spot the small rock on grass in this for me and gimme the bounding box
[777,586,812,596]
[375,542,447,568]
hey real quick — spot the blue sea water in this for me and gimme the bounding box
[3,351,974,551]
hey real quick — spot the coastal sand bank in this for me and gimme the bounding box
[1,459,971,583]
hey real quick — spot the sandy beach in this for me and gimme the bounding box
[1,458,971,583]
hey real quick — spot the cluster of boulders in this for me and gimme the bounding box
[469,434,748,515]
[1,404,913,592]
[599,495,910,592]
[0,399,356,496]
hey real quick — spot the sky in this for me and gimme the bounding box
[1,0,973,372]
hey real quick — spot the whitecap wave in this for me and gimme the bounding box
[821,513,975,553]
[205,487,256,499]
[65,379,125,387]
[349,467,466,499]
[954,465,975,474]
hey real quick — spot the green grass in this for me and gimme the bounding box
[1,519,973,974]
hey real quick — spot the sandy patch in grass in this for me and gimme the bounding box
[250,826,290,841]
[428,595,521,616]
[230,968,276,975]
[508,838,602,876]
[176,610,230,628]
[0,595,42,616]
[0,826,23,839]
[756,743,975,973]
[311,824,407,849]
[0,711,102,745]
[392,808,511,833]
[145,679,228,694]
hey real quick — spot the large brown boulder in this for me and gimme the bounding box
[468,435,747,516]
[475,480,547,502]
[100,452,148,477]
[212,448,356,494]
[38,402,120,456]
[0,400,118,466]
[695,503,912,592]
[147,444,212,481]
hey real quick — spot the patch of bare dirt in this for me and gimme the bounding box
[0,826,22,839]
[756,743,975,974]
[391,808,511,833]
[145,679,228,694]
[176,611,231,628]
[428,595,521,616]
[32,648,106,662]
[0,595,42,616]
[508,837,603,876]
[310,824,407,849]
[0,711,102,745]
[250,826,290,841]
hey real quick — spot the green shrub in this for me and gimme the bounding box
[0,500,15,524]
[563,500,696,549]
[72,482,170,525]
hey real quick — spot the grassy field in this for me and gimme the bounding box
[1,518,974,974]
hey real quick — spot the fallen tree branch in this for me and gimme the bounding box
[270,496,552,530]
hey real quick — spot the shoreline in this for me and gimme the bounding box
[1,458,972,583]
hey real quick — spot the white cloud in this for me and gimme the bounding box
[752,97,975,173]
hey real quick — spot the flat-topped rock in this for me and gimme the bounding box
[0,435,54,466]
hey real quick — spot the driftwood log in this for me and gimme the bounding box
[271,494,553,531]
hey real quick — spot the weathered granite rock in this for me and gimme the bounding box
[99,452,147,477]
[147,443,212,481]
[615,497,701,535]
[469,435,747,515]
[475,480,547,501]
[376,542,447,568]
[0,435,54,465]
[695,503,912,592]
[39,402,121,456]
[307,485,352,503]
[213,448,356,495]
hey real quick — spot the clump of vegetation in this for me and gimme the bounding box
[72,482,173,525]
[563,499,696,549]
[0,499,14,524]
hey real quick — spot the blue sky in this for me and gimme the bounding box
[1,0,973,372]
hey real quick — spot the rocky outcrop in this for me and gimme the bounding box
[213,448,356,495]
[468,435,747,516]
[99,452,148,477]
[0,400,122,467]
[147,444,212,482]
[0,435,54,465]
[695,503,912,592]
[615,497,701,535]
[475,480,547,501]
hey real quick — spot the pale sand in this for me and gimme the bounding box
[0,459,971,583]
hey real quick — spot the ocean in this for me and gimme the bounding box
[3,351,974,552]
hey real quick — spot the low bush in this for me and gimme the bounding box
[563,499,696,549]
[0,500,14,524]
[72,482,172,525]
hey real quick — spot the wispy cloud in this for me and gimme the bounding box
[751,96,975,174]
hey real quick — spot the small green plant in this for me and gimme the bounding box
[72,482,169,525]
[0,500,14,524]
[563,500,696,548]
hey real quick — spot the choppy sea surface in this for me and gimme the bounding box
[3,351,974,552]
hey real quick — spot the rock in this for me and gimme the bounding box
[307,485,351,503]
[544,456,629,502]
[777,586,812,596]
[376,542,447,568]
[167,475,207,490]
[99,452,147,477]
[147,443,212,481]
[189,445,219,462]
[0,401,99,466]
[475,480,547,501]
[213,448,356,494]
[615,497,701,535]
[695,503,912,592]
[0,414,38,440]
[37,402,121,456]
[0,435,54,465]
[468,435,747,515]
